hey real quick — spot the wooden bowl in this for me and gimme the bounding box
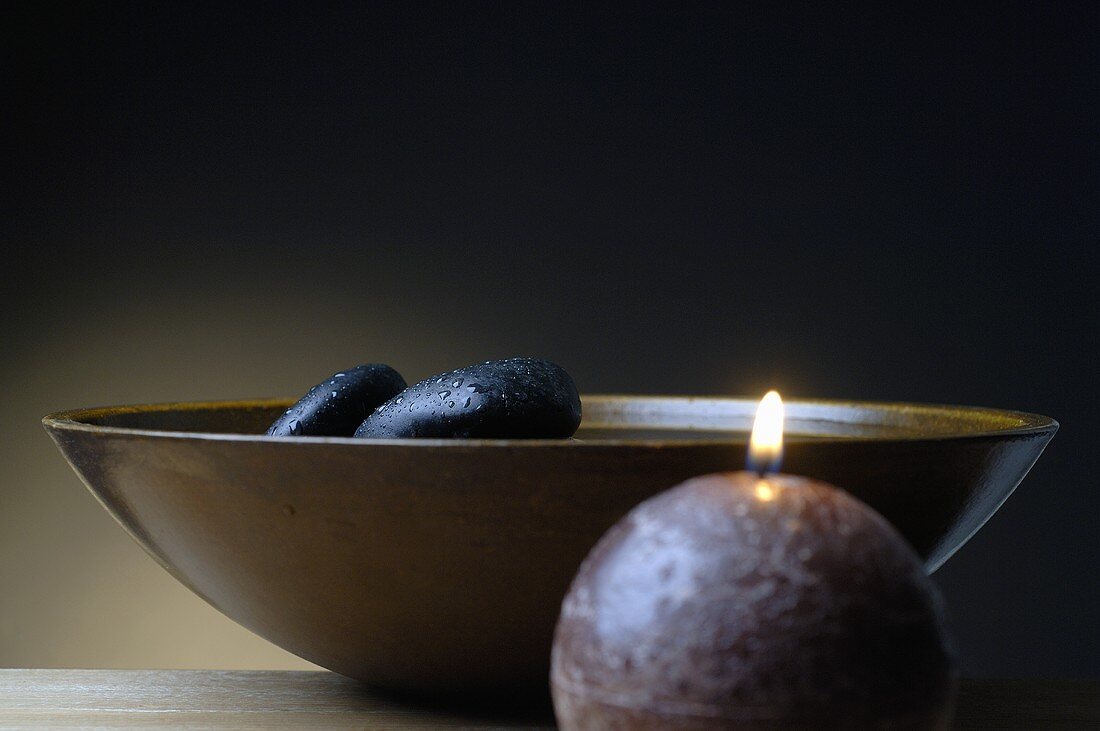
[43,396,1055,698]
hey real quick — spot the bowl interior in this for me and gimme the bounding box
[59,394,1051,441]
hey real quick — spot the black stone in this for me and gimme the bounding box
[268,364,407,437]
[354,358,581,439]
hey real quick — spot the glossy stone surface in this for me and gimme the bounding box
[355,358,581,439]
[267,364,406,437]
[551,472,957,730]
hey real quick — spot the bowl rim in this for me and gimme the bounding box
[42,394,1059,448]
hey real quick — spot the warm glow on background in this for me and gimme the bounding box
[749,390,784,474]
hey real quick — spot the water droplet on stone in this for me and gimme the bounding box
[463,397,471,408]
[452,378,463,387]
[288,420,303,436]
[447,401,455,408]
[331,391,338,398]
[438,390,451,399]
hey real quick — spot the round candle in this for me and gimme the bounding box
[550,393,957,730]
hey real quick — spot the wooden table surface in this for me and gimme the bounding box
[1,670,1097,729]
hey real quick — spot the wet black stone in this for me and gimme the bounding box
[354,358,581,439]
[268,364,407,437]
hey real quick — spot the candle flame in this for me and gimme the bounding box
[748,390,784,475]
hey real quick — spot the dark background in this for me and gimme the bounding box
[4,2,1096,677]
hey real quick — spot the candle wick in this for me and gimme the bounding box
[746,453,781,477]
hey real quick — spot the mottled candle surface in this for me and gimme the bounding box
[551,472,957,730]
